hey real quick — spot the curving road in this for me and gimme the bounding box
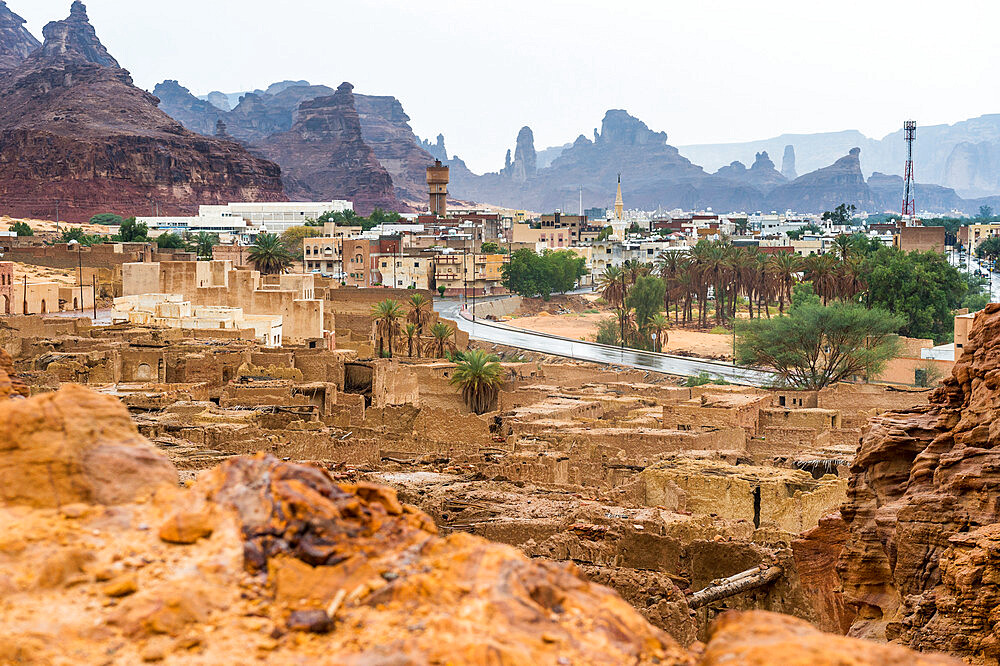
[434,298,775,386]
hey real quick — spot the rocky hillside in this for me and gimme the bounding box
[0,2,285,222]
[0,364,963,664]
[0,0,38,72]
[259,82,398,215]
[157,79,435,208]
[833,304,1000,662]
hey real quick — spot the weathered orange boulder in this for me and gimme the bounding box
[0,383,176,507]
[0,348,29,399]
[701,611,961,665]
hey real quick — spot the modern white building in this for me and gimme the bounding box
[137,201,354,240]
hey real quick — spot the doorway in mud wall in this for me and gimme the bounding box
[344,362,374,407]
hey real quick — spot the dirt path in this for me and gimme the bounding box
[507,312,734,360]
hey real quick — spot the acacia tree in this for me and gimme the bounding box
[736,297,904,390]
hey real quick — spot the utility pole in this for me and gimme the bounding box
[77,244,84,313]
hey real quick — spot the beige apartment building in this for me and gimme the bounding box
[377,255,433,290]
[304,237,343,275]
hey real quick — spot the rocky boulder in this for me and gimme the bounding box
[837,304,1000,661]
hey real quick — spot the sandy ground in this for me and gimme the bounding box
[507,312,735,359]
[10,262,80,285]
[1,216,113,235]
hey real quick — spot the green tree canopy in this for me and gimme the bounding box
[61,227,103,246]
[737,295,904,390]
[194,232,219,259]
[862,247,966,342]
[9,221,32,237]
[154,232,188,249]
[480,241,506,254]
[976,236,1000,261]
[89,213,124,227]
[279,225,315,260]
[112,217,149,242]
[501,249,586,299]
[821,203,857,226]
[626,274,666,332]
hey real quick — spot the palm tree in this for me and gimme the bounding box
[428,322,455,358]
[404,323,418,358]
[804,254,839,305]
[597,266,626,309]
[615,306,637,347]
[195,232,219,259]
[768,252,803,314]
[407,293,431,334]
[247,232,293,275]
[648,313,669,352]
[450,349,505,415]
[371,299,404,358]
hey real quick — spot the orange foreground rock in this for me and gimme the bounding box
[0,385,962,664]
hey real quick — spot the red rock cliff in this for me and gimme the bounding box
[0,2,286,222]
[259,82,398,216]
[838,303,1000,661]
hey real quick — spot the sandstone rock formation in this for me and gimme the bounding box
[715,151,786,194]
[837,304,1000,662]
[151,79,228,137]
[419,133,449,162]
[356,94,437,205]
[781,144,797,180]
[259,82,398,215]
[765,148,877,212]
[0,383,963,664]
[0,0,38,72]
[0,2,286,222]
[505,125,538,184]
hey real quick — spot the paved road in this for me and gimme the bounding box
[434,298,775,386]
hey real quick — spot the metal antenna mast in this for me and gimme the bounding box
[902,120,916,218]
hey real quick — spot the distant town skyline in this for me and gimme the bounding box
[12,0,1000,174]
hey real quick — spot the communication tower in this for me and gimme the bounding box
[902,120,916,218]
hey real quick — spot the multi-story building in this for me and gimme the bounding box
[432,252,506,297]
[959,223,1000,252]
[303,237,343,276]
[343,239,375,288]
[512,224,572,249]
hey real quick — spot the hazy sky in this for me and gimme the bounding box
[12,0,1000,173]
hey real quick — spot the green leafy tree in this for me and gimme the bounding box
[279,225,315,260]
[863,247,966,342]
[822,203,857,226]
[626,274,666,335]
[976,236,1000,261]
[480,241,501,254]
[89,213,124,227]
[546,250,587,294]
[787,222,823,241]
[112,217,149,242]
[247,232,293,275]
[61,227,103,246]
[438,285,447,298]
[154,232,188,249]
[371,299,404,358]
[736,299,904,390]
[979,205,994,221]
[502,249,549,298]
[597,226,614,241]
[9,221,32,237]
[449,349,504,414]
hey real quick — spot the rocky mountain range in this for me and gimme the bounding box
[0,2,285,223]
[155,79,434,210]
[678,116,1000,200]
